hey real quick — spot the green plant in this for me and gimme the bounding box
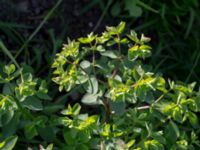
[51,22,200,149]
[1,22,200,149]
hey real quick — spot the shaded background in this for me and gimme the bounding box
[0,0,200,84]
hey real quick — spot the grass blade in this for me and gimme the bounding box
[184,8,195,39]
[0,40,20,69]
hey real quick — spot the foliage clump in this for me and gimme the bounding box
[0,22,200,150]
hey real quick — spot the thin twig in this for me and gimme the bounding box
[137,90,170,110]
[136,105,150,110]
[102,99,112,123]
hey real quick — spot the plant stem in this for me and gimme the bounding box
[102,99,112,123]
[117,34,121,53]
[137,90,170,110]
[136,105,150,110]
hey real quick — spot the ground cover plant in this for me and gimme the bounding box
[0,22,200,149]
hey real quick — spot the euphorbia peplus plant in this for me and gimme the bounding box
[52,22,200,149]
[1,22,200,150]
[52,22,164,119]
[0,63,54,149]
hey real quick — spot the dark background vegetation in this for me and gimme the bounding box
[0,0,200,86]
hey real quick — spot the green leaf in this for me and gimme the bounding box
[170,120,180,138]
[85,76,98,94]
[61,145,76,150]
[37,126,55,142]
[2,83,14,94]
[125,0,142,17]
[187,111,199,128]
[127,30,139,43]
[172,106,183,122]
[36,91,52,101]
[100,51,118,59]
[111,1,121,16]
[151,132,166,145]
[78,32,96,44]
[61,103,81,116]
[140,34,151,43]
[173,83,193,94]
[100,124,112,137]
[81,93,102,105]
[128,44,152,60]
[0,136,18,150]
[63,128,76,145]
[79,61,90,70]
[2,113,20,137]
[22,96,43,111]
[194,96,200,111]
[3,64,16,76]
[0,108,14,126]
[34,116,48,127]
[46,144,54,150]
[96,45,106,52]
[128,45,139,60]
[117,21,126,33]
[78,144,89,150]
[80,60,91,73]
[76,74,89,84]
[21,72,33,82]
[24,123,38,140]
[106,22,126,35]
[110,101,125,116]
[78,115,98,130]
[44,104,64,114]
[72,103,81,115]
[127,140,135,148]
